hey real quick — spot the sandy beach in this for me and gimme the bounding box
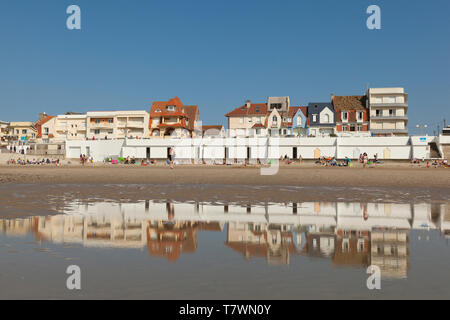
[0,162,449,188]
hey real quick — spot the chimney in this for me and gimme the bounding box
[246,100,251,109]
[38,112,47,120]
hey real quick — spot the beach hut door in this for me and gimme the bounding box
[314,148,321,159]
[384,148,391,159]
[293,147,298,159]
[353,148,360,160]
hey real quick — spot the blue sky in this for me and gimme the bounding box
[0,0,449,135]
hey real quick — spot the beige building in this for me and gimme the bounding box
[38,114,87,142]
[87,110,150,140]
[0,121,9,144]
[226,97,303,138]
[368,88,409,136]
[8,122,37,142]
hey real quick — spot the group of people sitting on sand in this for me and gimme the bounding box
[315,156,353,167]
[7,158,61,166]
[80,154,93,165]
[426,159,449,168]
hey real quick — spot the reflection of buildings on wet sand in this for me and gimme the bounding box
[371,229,409,279]
[225,222,299,265]
[0,201,449,274]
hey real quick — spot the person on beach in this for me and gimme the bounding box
[168,147,175,169]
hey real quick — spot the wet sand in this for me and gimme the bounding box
[0,164,449,219]
[0,163,449,188]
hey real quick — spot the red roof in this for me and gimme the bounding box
[252,123,265,128]
[36,116,55,138]
[149,97,199,131]
[225,103,268,117]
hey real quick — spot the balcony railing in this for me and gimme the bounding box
[371,115,408,120]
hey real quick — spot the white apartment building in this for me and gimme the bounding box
[39,114,87,142]
[368,88,409,136]
[87,110,150,140]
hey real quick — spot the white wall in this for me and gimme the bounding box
[65,136,443,162]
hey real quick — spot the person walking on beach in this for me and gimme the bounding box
[168,147,175,169]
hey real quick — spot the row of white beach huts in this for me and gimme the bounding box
[64,135,450,162]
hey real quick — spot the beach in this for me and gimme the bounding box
[0,162,448,188]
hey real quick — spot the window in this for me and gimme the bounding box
[358,112,363,120]
[240,117,244,124]
[94,119,100,124]
[358,125,363,131]
[44,128,49,134]
[108,119,113,124]
[312,114,317,122]
[94,129,100,135]
[376,110,382,117]
[167,105,176,111]
[297,116,302,126]
[350,124,356,132]
[270,103,282,109]
[22,129,27,134]
[342,112,348,121]
[342,126,348,132]
[324,114,330,123]
[273,116,277,122]
[389,109,396,116]
[287,117,292,122]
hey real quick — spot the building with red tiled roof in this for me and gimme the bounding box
[201,125,226,138]
[226,97,309,137]
[331,95,370,136]
[149,97,200,138]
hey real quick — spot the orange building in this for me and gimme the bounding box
[149,97,199,138]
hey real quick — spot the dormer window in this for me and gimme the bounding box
[312,114,317,122]
[167,105,176,111]
[155,109,161,113]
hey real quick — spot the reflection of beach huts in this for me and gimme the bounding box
[370,229,410,279]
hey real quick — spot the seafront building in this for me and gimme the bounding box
[0,120,9,144]
[201,125,226,138]
[149,97,200,138]
[7,121,37,142]
[367,87,409,136]
[225,97,308,138]
[87,110,150,140]
[307,102,336,137]
[331,95,370,136]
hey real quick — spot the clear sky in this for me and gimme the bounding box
[0,0,449,135]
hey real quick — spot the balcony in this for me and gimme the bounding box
[371,115,408,121]
[370,103,408,108]
[90,122,114,129]
[371,129,409,134]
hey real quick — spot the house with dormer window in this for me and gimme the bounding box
[307,102,336,137]
[332,95,370,136]
[226,96,305,137]
[149,97,200,138]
